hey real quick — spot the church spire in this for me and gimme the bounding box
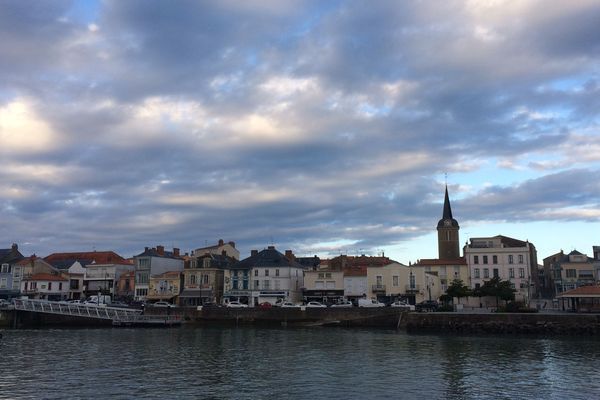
[442,185,453,220]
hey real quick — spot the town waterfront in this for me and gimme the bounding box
[1,327,599,400]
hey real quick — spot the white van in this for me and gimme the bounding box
[358,298,385,308]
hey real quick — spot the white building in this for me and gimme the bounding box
[235,246,305,306]
[464,235,538,303]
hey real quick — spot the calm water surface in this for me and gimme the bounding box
[1,327,599,400]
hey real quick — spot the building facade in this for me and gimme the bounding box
[133,246,184,300]
[543,250,595,298]
[465,235,538,303]
[0,244,24,299]
[367,262,442,304]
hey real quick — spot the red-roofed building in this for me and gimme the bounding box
[557,285,600,312]
[22,273,69,301]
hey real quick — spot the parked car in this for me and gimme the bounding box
[68,299,83,304]
[390,300,415,311]
[358,298,385,308]
[153,301,176,308]
[226,301,248,308]
[0,299,11,308]
[331,300,354,308]
[280,302,300,308]
[305,301,327,308]
[259,302,273,309]
[415,300,439,312]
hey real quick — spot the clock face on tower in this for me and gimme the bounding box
[444,219,452,227]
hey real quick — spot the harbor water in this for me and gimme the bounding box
[1,327,599,399]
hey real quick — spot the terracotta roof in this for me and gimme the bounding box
[558,286,600,297]
[151,271,181,279]
[343,266,367,277]
[415,258,467,266]
[25,273,68,282]
[44,251,128,266]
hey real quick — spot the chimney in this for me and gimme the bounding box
[228,241,236,248]
[11,243,18,251]
[145,247,149,252]
[218,239,224,246]
[251,250,258,257]
[173,248,180,257]
[157,245,165,256]
[285,250,294,260]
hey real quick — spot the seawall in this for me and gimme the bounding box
[405,312,600,334]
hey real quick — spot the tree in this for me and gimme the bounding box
[445,279,472,304]
[479,277,516,308]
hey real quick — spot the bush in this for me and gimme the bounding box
[502,302,539,313]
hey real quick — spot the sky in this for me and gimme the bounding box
[1,0,599,263]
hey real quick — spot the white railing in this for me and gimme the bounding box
[12,299,142,321]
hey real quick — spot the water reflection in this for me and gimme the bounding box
[1,328,599,400]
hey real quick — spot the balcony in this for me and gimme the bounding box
[372,285,386,292]
[405,284,420,294]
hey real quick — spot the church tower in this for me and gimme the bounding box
[437,186,460,259]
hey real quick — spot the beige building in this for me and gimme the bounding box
[194,239,239,260]
[413,258,469,293]
[147,271,182,303]
[303,270,345,303]
[543,250,595,297]
[367,262,442,304]
[465,235,538,303]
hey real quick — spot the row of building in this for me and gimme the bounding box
[1,188,599,307]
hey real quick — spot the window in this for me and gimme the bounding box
[59,282,63,291]
[508,255,514,264]
[325,273,332,278]
[519,268,525,278]
[393,276,399,287]
[409,273,416,289]
[475,283,480,289]
[254,270,258,277]
[263,280,270,289]
[1,263,9,273]
[275,269,280,277]
[254,280,259,289]
[474,256,479,264]
[566,269,576,278]
[484,268,489,278]
[264,269,269,277]
[315,281,324,289]
[0,278,6,288]
[509,268,515,278]
[48,282,52,291]
[483,256,488,264]
[326,281,336,289]
[318,273,324,278]
[474,268,480,279]
[190,275,196,285]
[203,274,209,284]
[493,255,498,264]
[493,269,499,278]
[518,254,524,264]
[454,266,460,278]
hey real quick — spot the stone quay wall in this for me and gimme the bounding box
[404,312,600,335]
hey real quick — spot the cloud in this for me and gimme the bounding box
[0,1,599,261]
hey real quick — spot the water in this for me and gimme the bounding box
[1,327,600,400]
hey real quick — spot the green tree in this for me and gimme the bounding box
[479,277,516,308]
[445,279,472,304]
